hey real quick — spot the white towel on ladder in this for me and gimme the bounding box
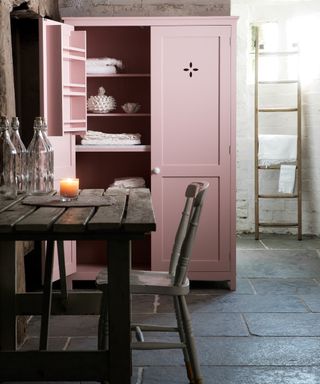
[278,164,296,194]
[258,134,297,166]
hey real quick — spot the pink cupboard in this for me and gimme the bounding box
[40,16,237,289]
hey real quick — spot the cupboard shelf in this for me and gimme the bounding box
[86,73,150,78]
[64,92,86,96]
[87,113,150,117]
[64,83,86,88]
[63,54,86,61]
[76,144,151,152]
[65,119,87,124]
[64,46,86,53]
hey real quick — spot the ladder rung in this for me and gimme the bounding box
[259,222,299,227]
[258,194,298,199]
[258,165,298,170]
[258,80,299,84]
[258,51,299,56]
[258,107,298,112]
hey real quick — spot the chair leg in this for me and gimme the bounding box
[173,296,194,383]
[98,287,109,384]
[178,296,203,384]
[98,287,109,350]
[39,240,55,350]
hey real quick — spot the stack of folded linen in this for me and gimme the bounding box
[110,177,146,189]
[81,130,141,145]
[86,57,124,74]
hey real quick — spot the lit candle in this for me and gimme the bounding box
[59,178,79,200]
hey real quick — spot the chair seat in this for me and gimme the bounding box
[96,268,190,295]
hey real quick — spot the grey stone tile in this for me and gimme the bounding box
[191,312,249,336]
[261,235,320,250]
[236,278,256,294]
[67,336,97,350]
[190,278,255,294]
[237,249,320,278]
[19,336,68,351]
[142,366,320,384]
[250,278,320,295]
[2,378,82,384]
[299,294,320,312]
[185,293,307,313]
[132,294,158,313]
[244,313,320,336]
[133,312,249,336]
[236,237,265,250]
[133,337,320,366]
[27,315,99,337]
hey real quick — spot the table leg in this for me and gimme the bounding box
[0,241,17,350]
[40,240,55,350]
[107,239,131,384]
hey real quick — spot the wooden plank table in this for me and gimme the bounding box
[0,187,156,383]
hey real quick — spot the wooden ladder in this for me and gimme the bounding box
[254,26,302,240]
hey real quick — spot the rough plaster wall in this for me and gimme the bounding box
[232,0,320,234]
[59,0,230,17]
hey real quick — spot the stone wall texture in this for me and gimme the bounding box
[59,0,230,17]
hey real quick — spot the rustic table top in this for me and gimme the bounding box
[0,187,156,240]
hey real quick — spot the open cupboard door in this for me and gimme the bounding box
[39,18,87,281]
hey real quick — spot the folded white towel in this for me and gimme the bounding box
[278,164,296,194]
[111,177,146,188]
[86,64,116,74]
[258,134,297,166]
[86,57,123,69]
[81,130,141,145]
[82,139,141,145]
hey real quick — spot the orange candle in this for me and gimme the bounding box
[60,178,79,199]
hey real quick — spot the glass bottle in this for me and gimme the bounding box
[27,117,50,195]
[41,117,54,192]
[10,117,27,193]
[0,116,17,198]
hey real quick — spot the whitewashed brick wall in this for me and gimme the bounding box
[232,0,320,235]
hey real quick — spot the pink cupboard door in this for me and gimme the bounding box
[39,18,86,280]
[151,26,232,277]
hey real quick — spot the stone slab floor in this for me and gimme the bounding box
[8,234,320,383]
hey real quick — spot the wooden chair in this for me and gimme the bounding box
[96,181,209,384]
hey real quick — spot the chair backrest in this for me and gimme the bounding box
[168,181,209,286]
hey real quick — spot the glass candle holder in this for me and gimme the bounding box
[59,178,79,201]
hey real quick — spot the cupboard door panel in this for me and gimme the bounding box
[45,133,77,281]
[152,177,229,272]
[39,19,86,135]
[39,18,63,136]
[151,26,232,275]
[50,133,76,191]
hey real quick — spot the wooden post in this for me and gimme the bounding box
[0,0,16,118]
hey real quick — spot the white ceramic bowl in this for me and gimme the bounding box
[121,102,141,114]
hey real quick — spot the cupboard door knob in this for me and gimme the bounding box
[152,167,161,174]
